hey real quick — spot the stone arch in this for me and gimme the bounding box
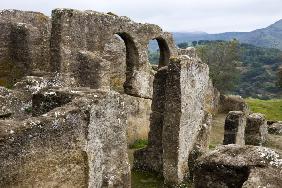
[115,32,139,94]
[155,37,170,68]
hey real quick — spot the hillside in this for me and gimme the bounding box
[172,19,282,50]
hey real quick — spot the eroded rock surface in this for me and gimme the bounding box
[246,113,268,146]
[194,145,282,188]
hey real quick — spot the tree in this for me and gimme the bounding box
[177,42,189,49]
[196,39,241,94]
[192,41,197,46]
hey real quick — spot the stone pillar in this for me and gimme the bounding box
[89,91,131,188]
[223,111,246,145]
[162,56,210,185]
[245,113,268,146]
[133,66,168,173]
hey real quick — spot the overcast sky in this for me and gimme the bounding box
[1,0,282,33]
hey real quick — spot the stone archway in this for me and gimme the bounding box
[155,37,170,68]
[115,32,140,95]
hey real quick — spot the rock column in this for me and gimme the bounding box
[223,111,246,145]
[162,56,210,185]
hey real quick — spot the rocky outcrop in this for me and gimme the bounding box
[194,145,282,188]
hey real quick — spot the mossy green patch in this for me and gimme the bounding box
[246,98,282,121]
[129,139,148,149]
[131,170,164,188]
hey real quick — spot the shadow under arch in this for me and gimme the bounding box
[115,32,139,93]
[154,37,170,68]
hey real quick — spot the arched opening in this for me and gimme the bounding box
[105,33,139,94]
[148,38,170,70]
[116,32,139,94]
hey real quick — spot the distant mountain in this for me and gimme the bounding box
[172,19,282,50]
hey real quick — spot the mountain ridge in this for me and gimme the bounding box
[172,19,282,50]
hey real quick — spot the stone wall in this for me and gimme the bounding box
[50,9,177,98]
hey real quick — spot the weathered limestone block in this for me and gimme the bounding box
[0,105,90,188]
[194,145,282,188]
[188,111,213,180]
[245,113,268,146]
[89,91,131,187]
[268,122,282,135]
[50,8,177,98]
[0,90,131,188]
[0,86,32,120]
[223,111,246,145]
[162,56,210,185]
[77,51,110,90]
[134,66,168,173]
[219,95,249,114]
[0,10,51,72]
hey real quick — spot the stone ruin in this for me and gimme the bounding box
[0,8,281,188]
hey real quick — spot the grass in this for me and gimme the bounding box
[131,170,164,188]
[245,98,282,121]
[129,139,148,149]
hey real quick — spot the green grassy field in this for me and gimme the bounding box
[246,98,282,121]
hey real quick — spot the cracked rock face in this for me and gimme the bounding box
[194,145,282,188]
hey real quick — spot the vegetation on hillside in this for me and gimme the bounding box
[196,40,241,94]
[175,40,282,98]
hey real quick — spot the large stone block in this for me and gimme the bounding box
[0,91,131,188]
[162,56,210,185]
[223,111,246,145]
[194,145,282,188]
[0,105,90,187]
[89,91,131,187]
[245,113,268,146]
[0,10,51,76]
